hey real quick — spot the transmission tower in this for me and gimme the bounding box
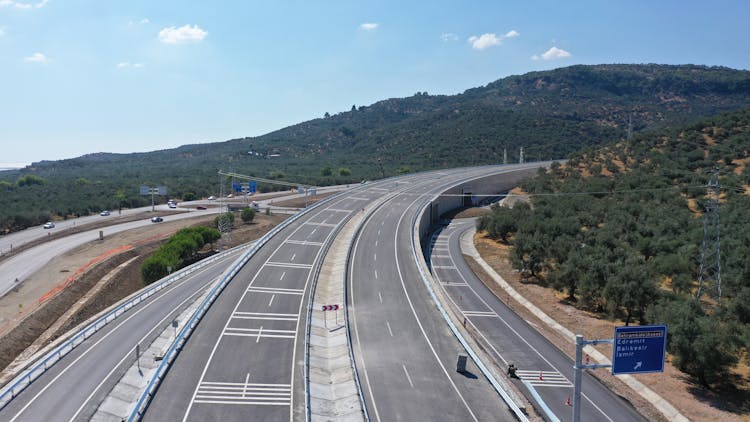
[503,147,507,165]
[218,174,232,249]
[519,147,524,164]
[696,170,722,303]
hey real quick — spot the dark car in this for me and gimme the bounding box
[151,216,163,223]
[196,206,207,210]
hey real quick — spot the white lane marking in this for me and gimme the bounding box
[268,295,275,307]
[462,311,498,317]
[256,326,263,343]
[231,312,297,321]
[374,253,377,262]
[279,271,286,281]
[377,229,381,236]
[378,292,383,304]
[386,321,394,337]
[223,327,296,340]
[515,370,573,387]
[183,193,356,421]
[374,270,378,280]
[285,240,324,247]
[310,228,317,235]
[402,364,414,388]
[265,262,312,269]
[434,221,614,421]
[290,253,296,261]
[375,240,378,247]
[194,381,291,405]
[13,251,239,422]
[247,286,304,295]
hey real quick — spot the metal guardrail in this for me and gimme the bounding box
[128,188,351,421]
[409,167,533,422]
[0,241,253,411]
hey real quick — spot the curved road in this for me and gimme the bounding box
[429,218,645,422]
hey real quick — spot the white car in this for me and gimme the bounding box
[100,210,110,216]
[168,202,177,209]
[43,222,55,229]
[207,196,216,201]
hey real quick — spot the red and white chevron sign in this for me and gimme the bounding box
[321,304,339,311]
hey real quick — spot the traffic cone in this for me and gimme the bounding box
[566,396,572,406]
[539,371,543,381]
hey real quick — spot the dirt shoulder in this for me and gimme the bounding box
[470,228,748,422]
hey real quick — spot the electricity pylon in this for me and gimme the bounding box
[696,170,722,304]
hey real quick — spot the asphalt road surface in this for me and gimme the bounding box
[0,247,244,422]
[348,166,542,421]
[429,218,646,422]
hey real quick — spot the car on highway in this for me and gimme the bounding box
[207,196,216,201]
[150,216,163,223]
[167,202,177,209]
[196,206,207,210]
[43,222,55,229]
[100,210,110,216]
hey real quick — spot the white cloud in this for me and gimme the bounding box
[24,52,48,63]
[139,18,150,24]
[467,30,519,50]
[133,63,144,68]
[531,46,572,61]
[441,32,458,42]
[0,27,5,36]
[359,22,378,31]
[2,0,48,9]
[468,33,501,50]
[158,24,207,44]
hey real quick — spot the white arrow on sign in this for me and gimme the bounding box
[633,361,642,371]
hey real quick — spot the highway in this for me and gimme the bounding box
[0,248,244,422]
[142,181,390,421]
[428,218,645,422]
[347,166,541,421]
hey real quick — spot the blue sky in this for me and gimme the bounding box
[1,0,749,166]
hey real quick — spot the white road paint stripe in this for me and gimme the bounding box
[386,321,394,337]
[247,286,304,295]
[374,253,377,262]
[231,312,297,321]
[268,295,275,307]
[243,373,250,398]
[402,364,414,388]
[432,265,457,270]
[347,196,370,201]
[431,255,451,259]
[441,281,468,287]
[462,312,499,318]
[279,271,286,281]
[325,208,351,213]
[285,240,324,246]
[378,291,383,304]
[265,262,312,269]
[303,222,337,227]
[374,270,378,279]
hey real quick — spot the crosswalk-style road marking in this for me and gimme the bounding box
[325,208,352,213]
[285,239,324,247]
[194,381,291,406]
[265,262,313,269]
[303,222,338,228]
[430,254,451,259]
[515,370,572,387]
[248,286,304,296]
[441,281,468,287]
[432,265,457,270]
[231,311,298,321]
[224,326,296,339]
[462,310,498,318]
[347,196,370,201]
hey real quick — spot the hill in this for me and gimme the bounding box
[2,63,750,232]
[479,107,750,394]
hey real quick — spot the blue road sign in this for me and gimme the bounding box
[232,182,242,193]
[612,325,667,375]
[249,181,257,193]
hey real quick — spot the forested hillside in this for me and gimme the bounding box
[2,64,750,232]
[478,108,750,388]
